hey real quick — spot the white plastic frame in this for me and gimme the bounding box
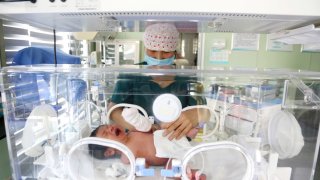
[181,141,255,180]
[67,137,136,180]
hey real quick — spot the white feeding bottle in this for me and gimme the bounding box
[152,93,182,123]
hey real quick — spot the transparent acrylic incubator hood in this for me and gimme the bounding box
[1,65,320,180]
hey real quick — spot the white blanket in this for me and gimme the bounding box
[153,130,192,160]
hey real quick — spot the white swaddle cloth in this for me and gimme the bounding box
[153,130,192,160]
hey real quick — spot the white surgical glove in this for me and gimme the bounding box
[121,107,152,132]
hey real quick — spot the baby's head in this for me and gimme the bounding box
[88,126,108,159]
[88,125,123,159]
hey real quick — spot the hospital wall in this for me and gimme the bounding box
[0,138,11,179]
[203,33,320,71]
[117,32,320,71]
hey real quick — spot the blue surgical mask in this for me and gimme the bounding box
[144,54,175,66]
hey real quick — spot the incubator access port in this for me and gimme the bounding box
[68,137,136,180]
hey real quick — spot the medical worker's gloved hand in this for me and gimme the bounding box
[121,107,152,132]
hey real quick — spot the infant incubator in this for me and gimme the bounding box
[1,65,319,180]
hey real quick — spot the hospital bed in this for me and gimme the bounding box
[0,65,318,180]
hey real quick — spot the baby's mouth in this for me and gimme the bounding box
[115,128,121,136]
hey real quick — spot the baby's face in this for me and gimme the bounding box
[96,124,126,142]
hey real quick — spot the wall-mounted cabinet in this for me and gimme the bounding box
[102,40,140,65]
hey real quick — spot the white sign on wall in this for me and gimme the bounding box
[232,33,260,51]
[266,35,293,51]
[209,49,230,64]
[301,43,320,52]
[209,38,229,64]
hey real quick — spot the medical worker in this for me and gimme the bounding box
[108,23,209,140]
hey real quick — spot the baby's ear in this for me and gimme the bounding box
[104,148,116,157]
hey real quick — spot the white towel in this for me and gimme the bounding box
[153,130,192,160]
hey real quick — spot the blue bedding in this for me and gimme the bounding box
[12,47,81,65]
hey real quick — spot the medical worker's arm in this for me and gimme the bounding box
[161,107,210,140]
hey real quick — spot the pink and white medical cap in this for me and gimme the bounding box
[143,23,179,52]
